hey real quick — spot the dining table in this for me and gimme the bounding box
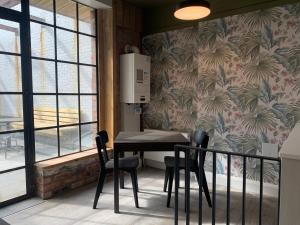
[113,130,190,213]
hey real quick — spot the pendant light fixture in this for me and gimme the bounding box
[174,0,211,21]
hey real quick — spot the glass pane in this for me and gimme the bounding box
[35,128,58,161]
[0,169,26,203]
[0,0,21,11]
[33,95,57,129]
[0,132,25,171]
[80,95,97,123]
[30,0,54,24]
[60,125,79,155]
[79,4,95,35]
[58,63,78,93]
[0,54,22,92]
[58,95,78,125]
[0,19,20,53]
[30,22,55,59]
[81,123,97,151]
[79,35,96,65]
[80,65,97,94]
[56,0,77,31]
[0,95,23,132]
[32,59,56,93]
[57,29,77,62]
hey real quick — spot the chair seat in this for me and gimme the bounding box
[164,156,196,169]
[106,156,139,169]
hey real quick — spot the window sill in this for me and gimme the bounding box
[35,148,113,169]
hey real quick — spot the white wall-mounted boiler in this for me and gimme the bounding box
[120,53,151,103]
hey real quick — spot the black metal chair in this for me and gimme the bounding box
[93,130,139,209]
[164,129,212,207]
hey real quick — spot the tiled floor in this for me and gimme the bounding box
[0,168,278,225]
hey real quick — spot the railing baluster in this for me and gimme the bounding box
[277,160,281,225]
[172,145,281,225]
[199,150,203,225]
[174,146,180,225]
[242,156,247,225]
[227,155,231,225]
[259,158,264,225]
[185,148,191,225]
[212,152,216,225]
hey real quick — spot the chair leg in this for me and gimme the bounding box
[202,171,212,207]
[167,168,174,208]
[130,169,139,208]
[163,167,170,192]
[120,171,125,189]
[195,169,212,208]
[140,151,144,167]
[134,169,139,192]
[93,170,106,209]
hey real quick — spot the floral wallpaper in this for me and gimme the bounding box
[142,3,300,184]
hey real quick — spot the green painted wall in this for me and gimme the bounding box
[142,0,300,35]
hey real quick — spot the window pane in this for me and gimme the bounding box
[57,29,77,62]
[33,95,57,129]
[0,19,20,53]
[0,95,23,132]
[0,169,26,203]
[80,65,97,94]
[58,95,78,125]
[30,0,54,24]
[79,4,95,35]
[60,126,79,155]
[35,128,58,161]
[32,59,56,93]
[80,95,97,123]
[0,55,22,92]
[0,1,21,11]
[79,35,96,65]
[58,63,78,93]
[0,132,25,171]
[56,0,77,31]
[30,22,55,59]
[81,123,97,151]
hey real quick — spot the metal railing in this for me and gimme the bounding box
[174,145,281,225]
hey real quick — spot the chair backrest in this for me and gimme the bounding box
[194,129,209,148]
[190,129,209,163]
[95,130,110,169]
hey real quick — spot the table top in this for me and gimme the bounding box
[114,130,190,144]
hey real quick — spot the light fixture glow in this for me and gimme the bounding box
[174,0,211,21]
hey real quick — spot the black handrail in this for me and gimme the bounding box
[174,145,281,161]
[174,144,281,225]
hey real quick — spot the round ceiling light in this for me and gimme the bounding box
[174,0,211,21]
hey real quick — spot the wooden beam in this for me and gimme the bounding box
[98,8,115,147]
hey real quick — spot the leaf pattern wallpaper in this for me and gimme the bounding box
[142,3,300,184]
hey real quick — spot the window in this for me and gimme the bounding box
[0,18,27,203]
[0,0,99,206]
[29,0,98,161]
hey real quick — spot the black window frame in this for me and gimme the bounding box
[29,0,99,161]
[0,0,99,207]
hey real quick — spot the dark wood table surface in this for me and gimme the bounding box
[113,130,190,213]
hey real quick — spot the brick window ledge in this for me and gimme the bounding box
[35,148,112,199]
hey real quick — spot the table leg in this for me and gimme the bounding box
[174,146,180,225]
[114,146,119,213]
[120,151,125,189]
[185,149,190,225]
